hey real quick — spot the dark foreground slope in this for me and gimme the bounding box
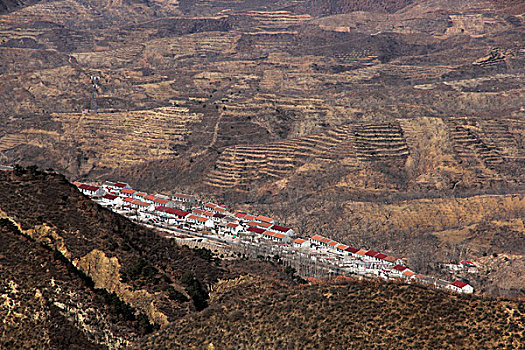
[1,169,525,349]
[0,168,223,329]
[0,219,138,349]
[139,277,525,350]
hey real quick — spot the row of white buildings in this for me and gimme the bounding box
[74,180,474,294]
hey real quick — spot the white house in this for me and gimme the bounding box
[220,223,242,236]
[120,188,136,198]
[390,265,408,277]
[447,280,474,294]
[78,184,105,197]
[269,224,295,237]
[186,215,214,229]
[101,193,122,206]
[293,238,310,249]
[172,193,196,205]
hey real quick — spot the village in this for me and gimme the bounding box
[74,180,476,294]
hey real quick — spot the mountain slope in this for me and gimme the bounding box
[0,219,137,349]
[138,277,525,349]
[0,168,223,328]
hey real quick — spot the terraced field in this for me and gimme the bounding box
[206,121,412,188]
[53,106,203,167]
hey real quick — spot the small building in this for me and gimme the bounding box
[327,241,339,250]
[345,246,360,257]
[213,206,227,214]
[402,270,416,279]
[153,197,174,208]
[336,244,349,253]
[212,213,226,222]
[78,184,105,197]
[143,195,157,203]
[262,231,289,243]
[223,223,242,236]
[309,235,325,246]
[101,193,122,205]
[138,201,154,211]
[254,215,275,224]
[192,208,205,216]
[114,182,131,189]
[247,221,272,229]
[247,226,265,235]
[375,253,388,261]
[134,192,147,200]
[122,197,134,207]
[294,238,310,248]
[172,193,196,205]
[186,215,214,229]
[120,188,136,198]
[244,214,257,221]
[447,280,474,294]
[269,224,295,237]
[364,250,380,261]
[391,265,408,276]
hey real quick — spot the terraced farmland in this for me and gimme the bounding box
[53,106,203,167]
[206,121,413,188]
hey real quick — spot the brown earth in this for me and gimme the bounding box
[0,0,524,298]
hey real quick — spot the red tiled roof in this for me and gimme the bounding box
[202,211,215,217]
[247,226,265,234]
[135,192,146,197]
[393,265,407,272]
[103,194,117,200]
[460,260,476,266]
[273,232,286,239]
[79,184,100,192]
[328,241,338,247]
[294,238,306,244]
[384,256,398,263]
[271,224,291,232]
[120,188,136,194]
[403,270,416,277]
[144,195,156,201]
[73,182,82,187]
[263,230,274,237]
[244,215,256,221]
[188,214,208,223]
[157,206,189,217]
[215,207,226,213]
[132,199,142,205]
[356,249,366,256]
[114,182,128,188]
[193,208,204,215]
[365,250,379,257]
[375,253,388,260]
[205,203,217,209]
[255,215,274,223]
[154,198,169,205]
[310,235,325,241]
[451,280,468,288]
[235,213,247,218]
[336,244,349,250]
[139,201,150,207]
[345,247,359,253]
[123,197,134,203]
[226,223,239,228]
[320,237,331,244]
